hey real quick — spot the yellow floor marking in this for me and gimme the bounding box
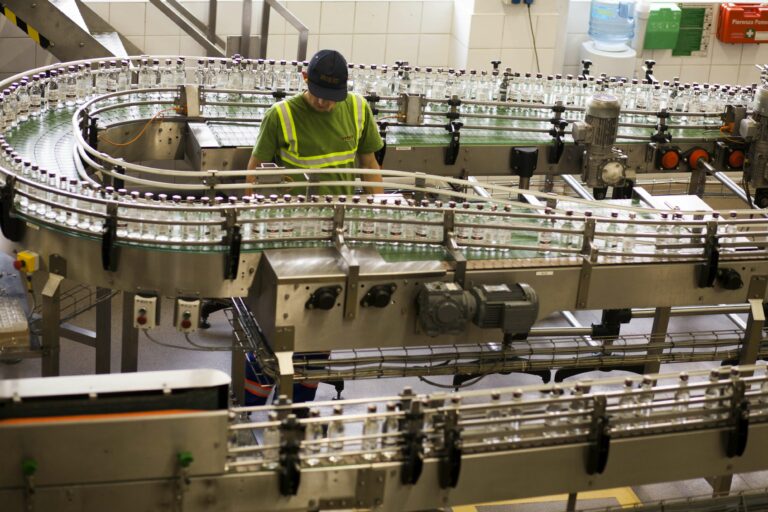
[452,487,642,511]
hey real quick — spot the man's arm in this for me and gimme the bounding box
[358,152,383,194]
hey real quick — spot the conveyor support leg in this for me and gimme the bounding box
[643,306,671,374]
[41,273,63,377]
[95,287,112,374]
[120,292,139,372]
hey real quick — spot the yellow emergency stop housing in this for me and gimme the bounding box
[15,250,40,274]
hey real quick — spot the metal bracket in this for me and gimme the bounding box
[400,399,426,485]
[49,254,67,277]
[444,121,463,166]
[443,210,467,288]
[438,407,462,489]
[697,221,720,288]
[0,176,25,242]
[224,210,242,281]
[179,84,201,117]
[354,468,387,509]
[725,380,749,458]
[586,395,610,475]
[278,415,304,496]
[332,205,360,320]
[101,203,119,272]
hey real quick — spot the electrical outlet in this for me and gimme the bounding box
[134,295,158,330]
[175,298,201,333]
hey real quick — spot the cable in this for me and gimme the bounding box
[527,4,541,74]
[142,330,235,352]
[419,374,486,389]
[98,107,181,147]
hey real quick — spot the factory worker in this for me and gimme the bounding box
[247,49,384,195]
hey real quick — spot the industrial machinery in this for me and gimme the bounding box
[1,56,768,508]
[2,366,768,511]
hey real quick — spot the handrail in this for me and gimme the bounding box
[258,0,309,61]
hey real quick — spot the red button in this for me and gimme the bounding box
[137,316,147,325]
[688,148,709,170]
[728,150,745,169]
[660,150,680,170]
[13,260,23,270]
[181,319,192,329]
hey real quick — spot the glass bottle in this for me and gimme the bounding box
[673,372,690,424]
[508,389,524,442]
[262,411,280,470]
[617,377,637,432]
[303,408,324,467]
[381,402,400,461]
[485,391,506,444]
[637,376,655,427]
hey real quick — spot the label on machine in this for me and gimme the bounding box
[717,3,768,44]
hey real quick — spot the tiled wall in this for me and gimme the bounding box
[564,0,764,85]
[452,0,569,73]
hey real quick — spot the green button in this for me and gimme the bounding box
[177,451,194,468]
[22,458,37,477]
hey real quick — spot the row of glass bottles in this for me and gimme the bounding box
[253,368,768,469]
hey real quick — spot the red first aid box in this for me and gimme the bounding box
[717,3,768,44]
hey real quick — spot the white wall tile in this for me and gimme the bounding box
[421,1,453,34]
[318,34,353,57]
[563,65,580,76]
[740,44,768,67]
[83,1,110,23]
[266,34,286,59]
[385,34,420,63]
[0,38,37,73]
[354,1,388,35]
[679,65,710,84]
[0,17,23,38]
[126,35,145,52]
[472,0,505,14]
[179,36,205,58]
[418,34,450,66]
[563,33,590,67]
[533,48,554,74]
[34,46,58,69]
[708,65,739,84]
[711,42,742,66]
[388,2,422,34]
[178,1,209,24]
[501,48,533,72]
[146,3,182,36]
[109,2,146,37]
[284,34,300,60]
[307,34,320,56]
[144,35,181,55]
[652,64,682,82]
[531,0,564,16]
[468,14,504,49]
[502,12,531,49]
[652,49,683,66]
[451,1,471,45]
[738,64,761,85]
[450,37,468,68]
[286,1,322,33]
[352,34,387,64]
[216,2,244,36]
[467,48,503,71]
[566,0,590,35]
[533,14,559,49]
[321,2,356,34]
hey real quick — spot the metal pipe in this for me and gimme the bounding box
[561,174,594,200]
[259,0,270,59]
[207,0,218,56]
[529,326,593,337]
[632,304,750,318]
[240,0,253,58]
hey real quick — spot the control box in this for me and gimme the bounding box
[134,295,158,330]
[13,250,40,274]
[717,3,768,44]
[174,298,201,333]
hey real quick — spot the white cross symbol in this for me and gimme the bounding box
[746,28,756,38]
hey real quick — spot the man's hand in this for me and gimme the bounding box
[358,152,384,194]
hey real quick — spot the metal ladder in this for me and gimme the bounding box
[2,0,141,60]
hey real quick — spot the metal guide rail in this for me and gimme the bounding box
[3,367,768,511]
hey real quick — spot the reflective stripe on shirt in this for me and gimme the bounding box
[274,93,366,169]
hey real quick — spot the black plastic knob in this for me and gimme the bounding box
[717,269,743,290]
[361,284,396,308]
[305,286,341,310]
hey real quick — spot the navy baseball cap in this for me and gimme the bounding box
[306,49,348,102]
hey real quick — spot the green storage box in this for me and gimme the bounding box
[644,3,682,49]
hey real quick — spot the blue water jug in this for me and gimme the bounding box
[589,0,636,51]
